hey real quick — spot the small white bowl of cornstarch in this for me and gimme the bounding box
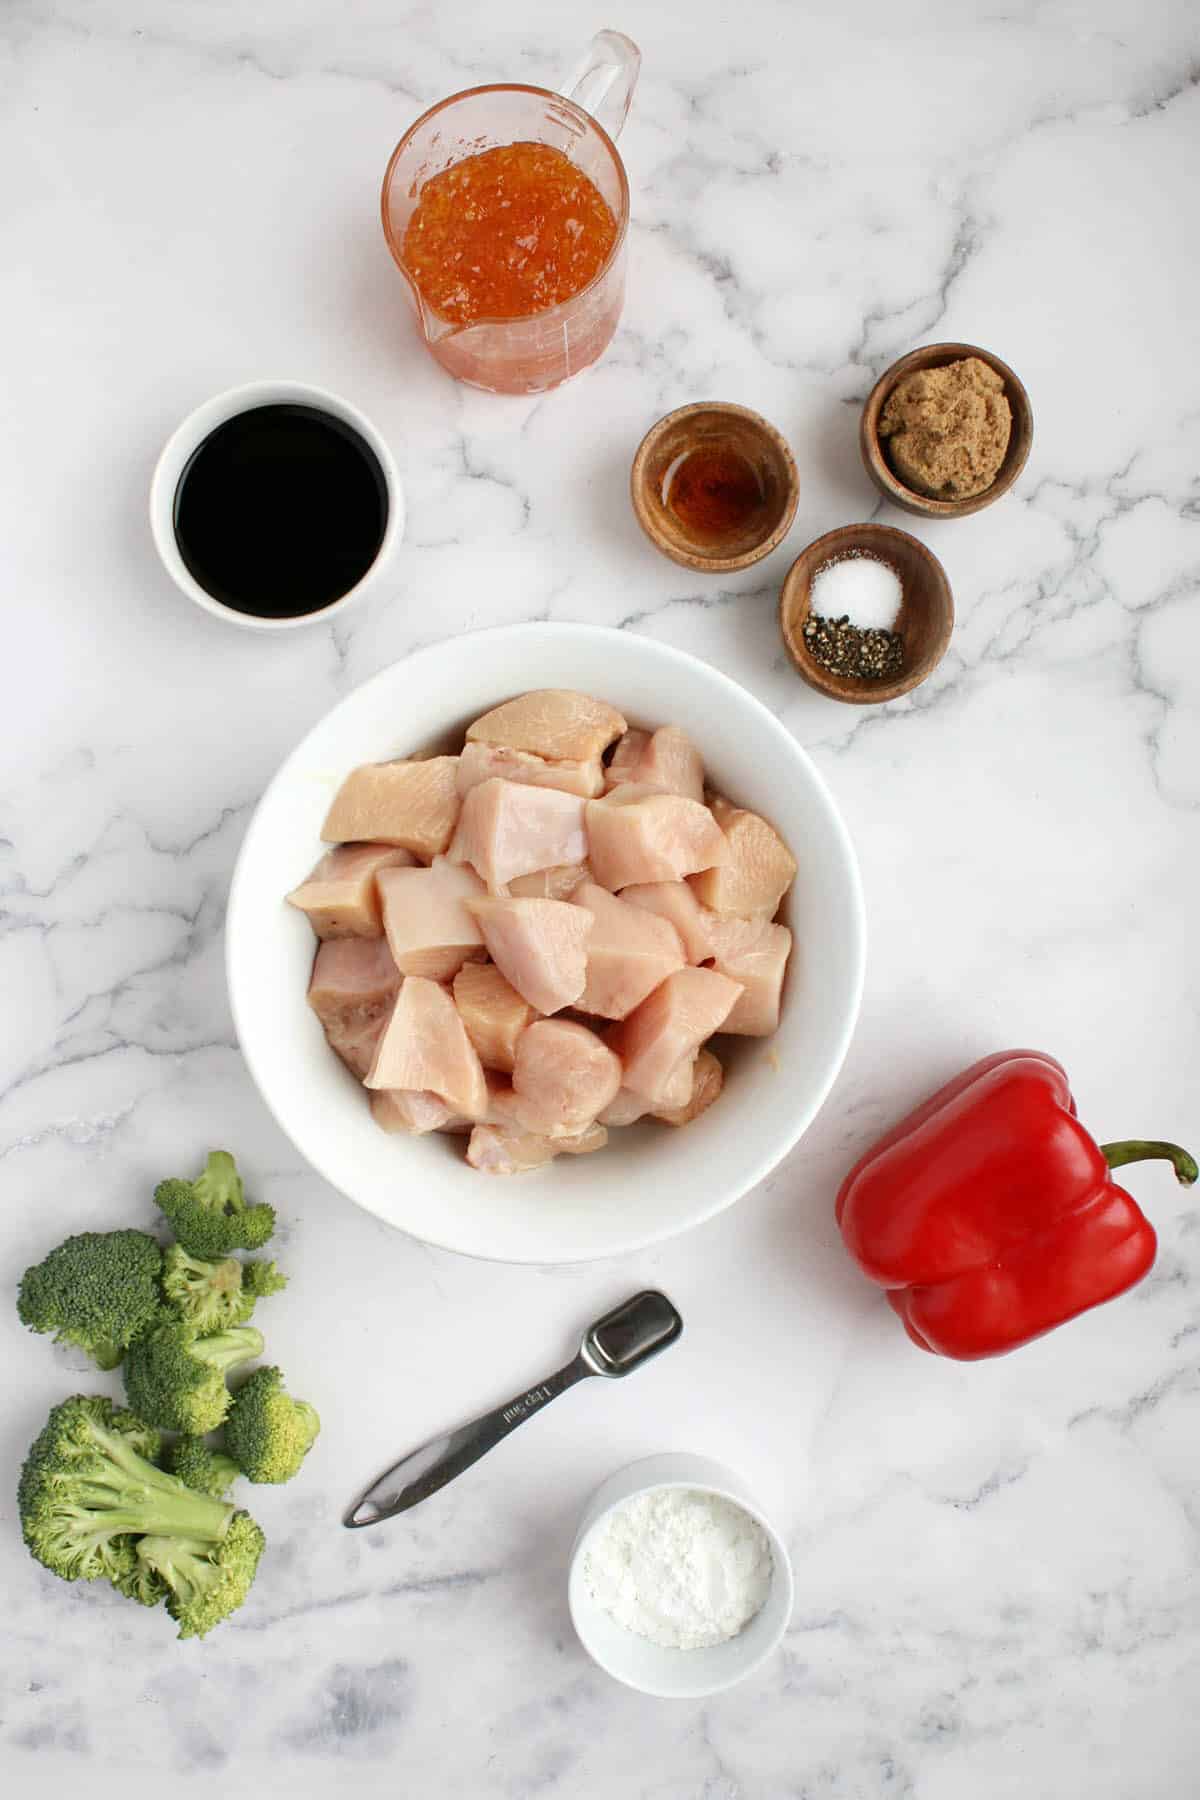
[568,1453,794,1698]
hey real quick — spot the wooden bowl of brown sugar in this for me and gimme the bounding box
[779,523,954,705]
[860,342,1033,519]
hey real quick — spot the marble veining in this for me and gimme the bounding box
[2,0,1199,1794]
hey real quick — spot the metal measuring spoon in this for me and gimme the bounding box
[344,1289,682,1528]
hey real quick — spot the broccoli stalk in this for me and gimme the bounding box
[160,1245,287,1334]
[167,1436,241,1499]
[17,1230,163,1369]
[225,1366,321,1484]
[123,1319,264,1433]
[154,1151,276,1258]
[70,1398,167,1601]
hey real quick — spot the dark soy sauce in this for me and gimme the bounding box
[173,404,388,618]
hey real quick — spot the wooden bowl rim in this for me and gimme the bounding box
[630,401,800,573]
[859,342,1033,520]
[778,522,954,705]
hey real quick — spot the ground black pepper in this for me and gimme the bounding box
[803,613,904,681]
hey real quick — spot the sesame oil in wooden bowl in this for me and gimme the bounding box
[631,403,799,573]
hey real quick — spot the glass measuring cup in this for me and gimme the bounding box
[381,31,640,395]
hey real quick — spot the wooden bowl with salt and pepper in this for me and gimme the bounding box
[631,402,799,573]
[860,342,1033,520]
[779,524,954,705]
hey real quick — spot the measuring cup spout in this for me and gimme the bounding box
[559,29,640,140]
[412,286,461,345]
[387,250,464,345]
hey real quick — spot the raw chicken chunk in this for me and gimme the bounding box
[466,690,627,762]
[689,798,797,919]
[286,843,415,939]
[466,897,593,1015]
[466,1121,607,1174]
[482,1075,527,1129]
[620,881,714,964]
[551,1125,609,1157]
[322,758,461,859]
[601,1049,725,1128]
[370,1090,471,1135]
[598,1088,653,1128]
[606,967,743,1104]
[365,976,488,1120]
[604,729,648,788]
[604,725,704,803]
[510,1019,622,1135]
[456,741,604,799]
[508,863,591,900]
[705,917,793,1036]
[585,789,729,890]
[468,1127,552,1173]
[452,961,537,1073]
[378,855,487,981]
[448,780,587,893]
[655,1048,725,1125]
[572,882,686,1020]
[307,937,401,1079]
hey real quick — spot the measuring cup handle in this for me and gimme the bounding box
[559,29,640,141]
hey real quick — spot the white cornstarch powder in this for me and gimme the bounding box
[582,1487,774,1650]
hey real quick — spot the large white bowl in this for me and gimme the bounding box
[226,623,865,1263]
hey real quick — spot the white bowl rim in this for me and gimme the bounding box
[225,621,866,1261]
[567,1454,796,1697]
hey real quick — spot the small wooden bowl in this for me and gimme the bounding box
[779,524,953,705]
[631,402,799,573]
[860,342,1032,519]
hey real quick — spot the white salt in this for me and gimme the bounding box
[581,1487,774,1650]
[810,552,902,631]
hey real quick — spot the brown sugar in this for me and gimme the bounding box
[879,357,1012,500]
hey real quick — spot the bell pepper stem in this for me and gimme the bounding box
[1101,1140,1198,1187]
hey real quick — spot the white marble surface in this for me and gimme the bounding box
[3,0,1199,1792]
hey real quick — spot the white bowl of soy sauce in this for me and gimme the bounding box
[150,380,402,631]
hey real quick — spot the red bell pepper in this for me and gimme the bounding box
[836,1050,1196,1359]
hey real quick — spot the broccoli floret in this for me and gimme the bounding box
[225,1366,320,1484]
[136,1512,265,1639]
[160,1245,286,1333]
[154,1151,275,1258]
[27,1400,170,1602]
[167,1436,240,1499]
[18,1396,235,1591]
[19,1397,262,1634]
[242,1258,288,1303]
[160,1247,244,1332]
[123,1318,264,1433]
[111,1555,169,1608]
[17,1230,163,1369]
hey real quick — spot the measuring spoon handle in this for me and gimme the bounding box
[344,1354,590,1527]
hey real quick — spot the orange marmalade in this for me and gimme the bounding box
[402,142,618,327]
